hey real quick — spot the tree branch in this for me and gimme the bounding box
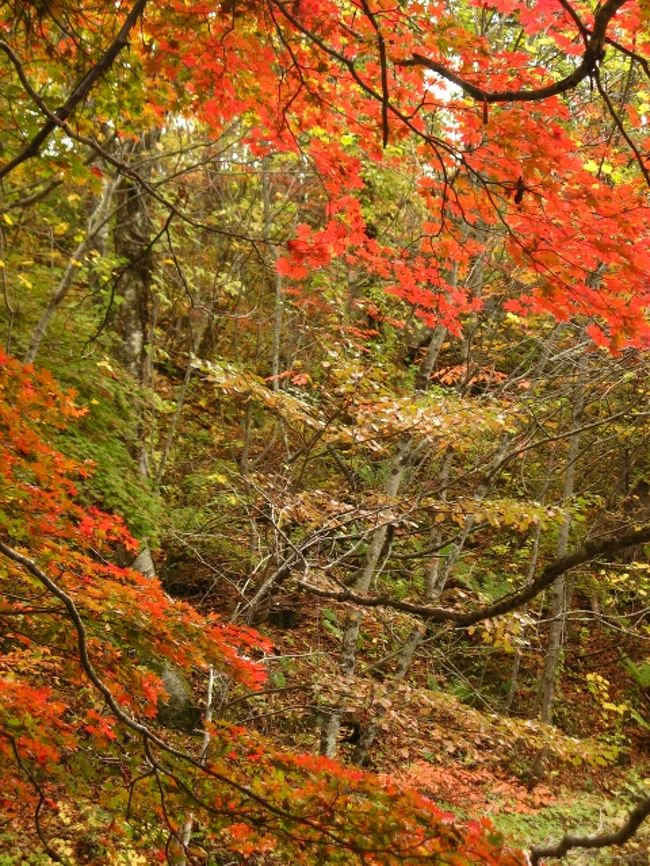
[530,796,650,865]
[0,0,148,183]
[397,0,626,104]
[298,523,650,626]
[0,539,380,856]
[359,0,390,146]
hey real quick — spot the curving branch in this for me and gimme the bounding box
[0,539,383,858]
[5,736,62,863]
[592,66,650,187]
[0,0,148,183]
[299,523,650,626]
[530,796,650,865]
[397,0,627,104]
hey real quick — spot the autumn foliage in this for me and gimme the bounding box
[3,0,649,346]
[0,351,526,862]
[1,0,650,861]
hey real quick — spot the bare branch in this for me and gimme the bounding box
[299,523,650,626]
[530,796,650,865]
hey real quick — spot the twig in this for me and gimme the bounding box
[6,736,62,862]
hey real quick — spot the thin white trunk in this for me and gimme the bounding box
[319,710,341,757]
[24,173,119,364]
[395,622,428,681]
[538,364,586,723]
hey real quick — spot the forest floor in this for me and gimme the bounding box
[210,598,649,865]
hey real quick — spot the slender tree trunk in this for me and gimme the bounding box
[114,164,154,382]
[505,521,542,714]
[112,131,159,476]
[155,306,212,488]
[24,171,119,364]
[538,363,586,723]
[175,666,215,864]
[262,158,284,390]
[154,348,194,488]
[319,710,341,758]
[394,622,428,681]
[414,324,446,392]
[340,436,413,677]
[424,449,453,598]
[0,227,16,353]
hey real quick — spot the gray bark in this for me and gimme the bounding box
[262,159,284,390]
[113,133,159,383]
[538,363,586,723]
[24,172,119,364]
[131,547,201,733]
[318,710,341,757]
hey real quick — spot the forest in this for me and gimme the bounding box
[0,0,649,863]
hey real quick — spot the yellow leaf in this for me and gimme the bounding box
[2,213,13,226]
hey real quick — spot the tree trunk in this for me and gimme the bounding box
[24,171,119,364]
[262,158,284,390]
[505,521,542,714]
[112,132,159,475]
[538,361,586,723]
[112,132,160,381]
[319,710,341,758]
[340,436,412,677]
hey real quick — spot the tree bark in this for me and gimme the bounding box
[24,171,119,364]
[538,360,586,723]
[262,158,284,391]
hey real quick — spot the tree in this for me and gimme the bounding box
[2,0,649,345]
[0,351,528,863]
[1,0,649,863]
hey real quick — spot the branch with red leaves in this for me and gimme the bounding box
[0,538,525,864]
[0,0,148,183]
[397,0,627,104]
[0,538,342,838]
